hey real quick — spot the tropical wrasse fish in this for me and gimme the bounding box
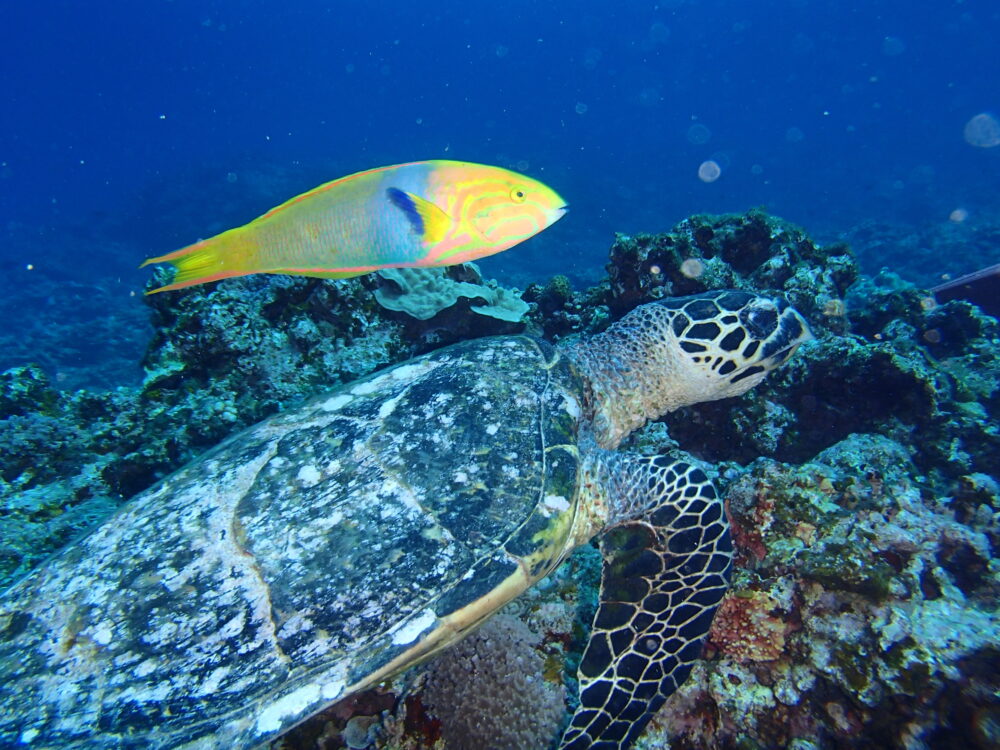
[141,160,567,294]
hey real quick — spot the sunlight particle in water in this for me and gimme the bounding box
[680,258,705,278]
[949,208,969,223]
[709,151,731,170]
[226,172,238,183]
[583,47,603,70]
[751,164,764,175]
[495,44,509,58]
[698,161,721,183]
[698,159,722,182]
[649,22,671,44]
[637,87,661,107]
[26,264,33,271]
[687,123,711,144]
[575,102,588,115]
[963,113,1000,148]
[785,127,805,143]
[881,36,906,56]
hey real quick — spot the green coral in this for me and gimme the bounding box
[374,264,528,322]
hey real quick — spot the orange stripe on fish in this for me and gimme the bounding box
[141,160,567,294]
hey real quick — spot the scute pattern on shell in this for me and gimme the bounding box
[0,336,586,749]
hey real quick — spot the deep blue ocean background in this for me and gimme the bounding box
[1,0,998,389]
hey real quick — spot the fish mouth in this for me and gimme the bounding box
[549,204,569,223]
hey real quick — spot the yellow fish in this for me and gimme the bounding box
[141,160,567,294]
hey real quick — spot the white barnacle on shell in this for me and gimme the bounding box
[391,361,436,381]
[378,391,405,418]
[255,683,323,735]
[543,494,570,512]
[195,666,232,696]
[391,608,437,645]
[296,465,321,486]
[89,622,114,646]
[352,375,388,395]
[321,394,353,411]
[562,393,581,418]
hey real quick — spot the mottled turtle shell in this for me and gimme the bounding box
[0,336,587,748]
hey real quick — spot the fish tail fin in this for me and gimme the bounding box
[141,228,252,294]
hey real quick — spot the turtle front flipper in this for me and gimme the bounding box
[559,457,732,750]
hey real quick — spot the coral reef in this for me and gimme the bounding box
[662,274,999,484]
[421,614,567,750]
[1,209,997,749]
[843,213,1000,290]
[0,275,148,391]
[0,273,413,588]
[602,209,857,337]
[375,263,529,323]
[649,434,999,749]
[141,270,408,418]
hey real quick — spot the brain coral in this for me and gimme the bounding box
[421,613,566,750]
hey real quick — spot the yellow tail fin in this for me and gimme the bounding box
[140,228,248,294]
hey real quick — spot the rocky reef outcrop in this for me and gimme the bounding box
[1,209,997,749]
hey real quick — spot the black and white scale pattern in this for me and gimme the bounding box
[0,337,587,749]
[0,291,810,750]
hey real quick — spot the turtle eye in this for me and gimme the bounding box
[742,305,778,339]
[509,187,527,203]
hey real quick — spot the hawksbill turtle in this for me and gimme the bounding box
[0,289,810,749]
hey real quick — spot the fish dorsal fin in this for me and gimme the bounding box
[386,188,452,245]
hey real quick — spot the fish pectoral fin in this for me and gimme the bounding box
[386,188,452,245]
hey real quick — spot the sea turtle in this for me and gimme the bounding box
[0,289,810,749]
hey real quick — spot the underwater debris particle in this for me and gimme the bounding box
[922,328,942,344]
[687,123,711,144]
[949,207,969,222]
[964,113,1000,148]
[698,161,721,183]
[881,36,906,56]
[680,258,705,279]
[821,299,846,317]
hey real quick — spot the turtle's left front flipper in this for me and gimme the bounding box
[559,457,732,750]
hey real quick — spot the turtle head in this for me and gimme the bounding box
[565,289,811,448]
[650,289,812,406]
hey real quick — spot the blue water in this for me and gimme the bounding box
[1,0,998,383]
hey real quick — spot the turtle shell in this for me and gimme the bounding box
[0,336,586,748]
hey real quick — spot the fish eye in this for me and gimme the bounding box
[509,187,527,203]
